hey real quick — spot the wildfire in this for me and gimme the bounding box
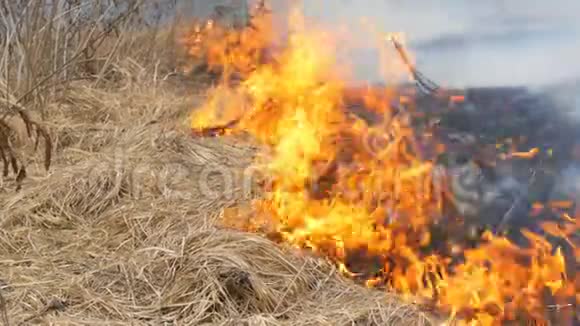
[182,4,578,325]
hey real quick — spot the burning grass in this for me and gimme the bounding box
[184,4,579,325]
[2,1,438,324]
[0,62,438,325]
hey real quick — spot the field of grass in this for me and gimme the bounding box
[0,2,436,324]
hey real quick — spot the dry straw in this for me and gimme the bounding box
[0,1,442,325]
[0,75,437,325]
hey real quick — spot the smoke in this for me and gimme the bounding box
[183,1,580,88]
[294,0,580,88]
[186,1,580,122]
[287,0,580,202]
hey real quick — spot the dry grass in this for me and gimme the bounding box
[0,2,439,324]
[0,72,437,325]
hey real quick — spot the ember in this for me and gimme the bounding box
[183,3,578,324]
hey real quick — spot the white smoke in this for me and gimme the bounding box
[295,0,580,88]
[183,1,580,87]
[550,164,580,202]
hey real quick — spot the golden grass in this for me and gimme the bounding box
[0,68,439,325]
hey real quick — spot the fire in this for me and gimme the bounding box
[450,95,466,103]
[501,147,540,160]
[183,4,578,325]
[179,3,274,80]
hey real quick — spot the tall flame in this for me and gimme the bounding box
[182,5,578,324]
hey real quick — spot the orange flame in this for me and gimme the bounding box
[183,6,578,325]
